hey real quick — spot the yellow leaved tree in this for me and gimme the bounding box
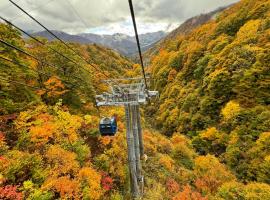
[221,101,241,121]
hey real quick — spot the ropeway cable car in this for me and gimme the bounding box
[99,116,117,136]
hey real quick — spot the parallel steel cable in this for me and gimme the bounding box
[10,0,56,22]
[0,55,86,90]
[0,77,40,90]
[0,16,99,94]
[0,52,95,96]
[0,55,51,78]
[128,0,148,90]
[0,38,39,61]
[0,16,90,74]
[65,0,89,29]
[0,53,98,102]
[8,0,125,95]
[8,0,117,83]
[0,54,80,89]
[0,39,87,88]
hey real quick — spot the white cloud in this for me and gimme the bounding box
[0,0,239,35]
[88,20,179,35]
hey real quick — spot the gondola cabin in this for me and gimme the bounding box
[99,117,117,136]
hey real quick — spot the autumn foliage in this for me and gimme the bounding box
[0,185,23,200]
[0,0,270,199]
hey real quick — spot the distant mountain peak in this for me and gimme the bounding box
[31,30,166,57]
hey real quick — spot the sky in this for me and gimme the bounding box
[0,0,239,35]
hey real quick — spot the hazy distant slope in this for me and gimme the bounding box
[144,6,230,64]
[32,30,93,44]
[80,31,167,56]
[32,30,166,56]
[1,24,133,113]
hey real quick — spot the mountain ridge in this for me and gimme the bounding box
[1,0,270,199]
[31,30,166,56]
[148,0,270,192]
[143,5,232,64]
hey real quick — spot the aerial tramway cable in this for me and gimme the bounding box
[128,0,148,91]
[0,39,40,61]
[0,55,53,78]
[10,0,56,22]
[65,0,90,29]
[0,16,79,66]
[0,40,101,101]
[0,16,94,78]
[0,16,103,96]
[8,0,119,84]
[0,77,40,90]
[0,39,89,88]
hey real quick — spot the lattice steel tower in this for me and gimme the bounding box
[96,77,158,198]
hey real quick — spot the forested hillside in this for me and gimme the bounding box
[143,6,229,65]
[146,0,270,197]
[0,23,131,114]
[31,30,166,57]
[0,0,270,199]
[0,23,136,199]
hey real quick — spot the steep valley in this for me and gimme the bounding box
[0,0,270,199]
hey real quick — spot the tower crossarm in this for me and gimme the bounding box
[95,77,158,107]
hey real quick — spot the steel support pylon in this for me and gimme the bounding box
[125,104,139,197]
[131,104,143,196]
[96,77,158,199]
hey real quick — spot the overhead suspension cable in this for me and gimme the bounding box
[0,51,98,101]
[0,55,51,78]
[0,55,85,90]
[0,51,75,88]
[10,0,56,22]
[0,76,40,90]
[8,0,116,82]
[0,39,85,87]
[0,16,99,94]
[0,38,40,61]
[65,0,89,29]
[128,0,148,90]
[0,47,96,98]
[0,16,87,72]
[63,1,121,89]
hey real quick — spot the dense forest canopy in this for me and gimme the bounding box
[0,0,270,199]
[0,23,132,114]
[147,0,270,192]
